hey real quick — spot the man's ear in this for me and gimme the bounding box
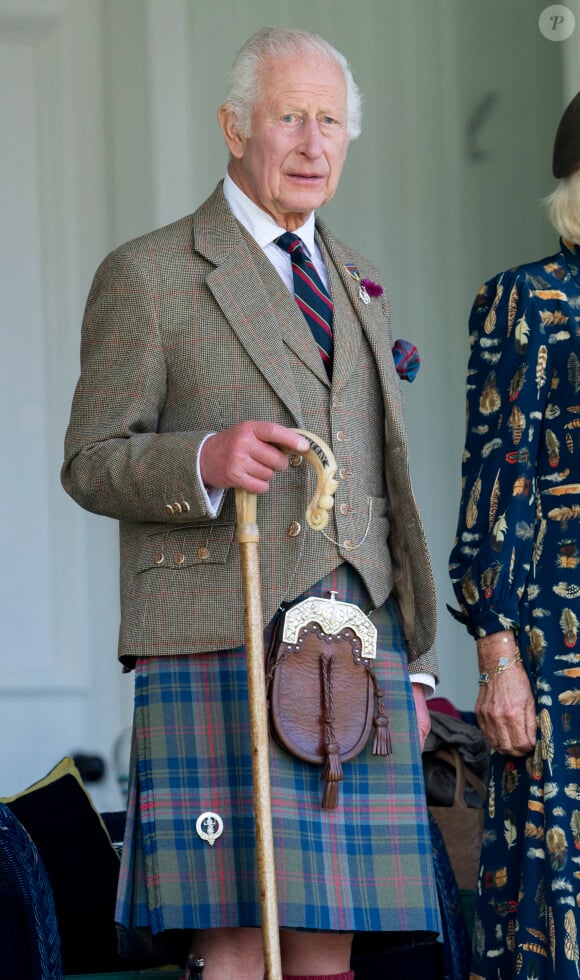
[218,105,245,159]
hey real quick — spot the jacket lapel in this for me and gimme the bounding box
[317,218,403,417]
[317,220,389,388]
[193,185,312,420]
[241,229,330,387]
[193,185,394,410]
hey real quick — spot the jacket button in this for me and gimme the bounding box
[343,539,354,550]
[172,501,182,514]
[181,500,191,513]
[153,552,165,565]
[336,431,346,443]
[174,552,185,565]
[197,547,210,560]
[287,521,301,537]
[288,454,303,467]
[164,503,174,515]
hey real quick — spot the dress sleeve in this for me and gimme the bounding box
[449,269,551,637]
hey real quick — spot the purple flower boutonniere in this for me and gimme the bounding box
[360,278,383,299]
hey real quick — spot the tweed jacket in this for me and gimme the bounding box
[62,183,437,676]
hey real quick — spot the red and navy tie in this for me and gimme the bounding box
[276,232,334,378]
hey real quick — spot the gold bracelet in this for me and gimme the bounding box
[476,633,514,650]
[478,652,522,686]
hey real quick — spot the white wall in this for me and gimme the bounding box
[0,0,133,808]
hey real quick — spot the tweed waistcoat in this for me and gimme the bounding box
[285,243,393,608]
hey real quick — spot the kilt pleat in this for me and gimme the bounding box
[115,565,440,936]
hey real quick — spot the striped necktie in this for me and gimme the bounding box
[276,232,334,378]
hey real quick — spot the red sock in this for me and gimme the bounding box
[283,973,354,980]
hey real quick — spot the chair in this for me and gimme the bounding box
[0,801,63,980]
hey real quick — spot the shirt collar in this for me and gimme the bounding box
[223,172,317,256]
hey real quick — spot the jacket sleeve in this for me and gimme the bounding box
[449,268,551,637]
[61,248,215,525]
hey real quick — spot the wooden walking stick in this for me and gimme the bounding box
[235,429,338,980]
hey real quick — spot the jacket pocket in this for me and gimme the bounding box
[137,523,236,571]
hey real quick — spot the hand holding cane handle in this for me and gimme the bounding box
[235,429,337,537]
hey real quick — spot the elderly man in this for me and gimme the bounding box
[62,26,440,980]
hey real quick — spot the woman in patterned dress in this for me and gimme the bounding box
[449,92,580,979]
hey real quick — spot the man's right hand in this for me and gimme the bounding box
[199,421,311,494]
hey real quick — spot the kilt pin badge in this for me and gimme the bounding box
[196,811,224,846]
[344,263,370,303]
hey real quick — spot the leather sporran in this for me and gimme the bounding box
[267,593,391,809]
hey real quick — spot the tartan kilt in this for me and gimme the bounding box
[115,564,440,937]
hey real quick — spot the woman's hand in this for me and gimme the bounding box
[476,633,536,756]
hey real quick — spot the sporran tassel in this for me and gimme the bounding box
[321,740,343,809]
[372,713,392,755]
[369,674,392,756]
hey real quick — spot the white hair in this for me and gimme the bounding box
[222,27,362,141]
[545,170,580,243]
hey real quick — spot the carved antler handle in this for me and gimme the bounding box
[236,430,338,543]
[288,429,338,531]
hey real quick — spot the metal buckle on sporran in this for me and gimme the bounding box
[267,591,391,809]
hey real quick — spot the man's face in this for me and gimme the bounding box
[220,52,350,231]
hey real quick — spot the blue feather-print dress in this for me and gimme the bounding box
[450,239,580,979]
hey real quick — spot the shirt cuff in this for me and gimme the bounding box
[409,672,436,695]
[197,434,224,516]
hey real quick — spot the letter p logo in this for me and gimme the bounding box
[539,5,576,40]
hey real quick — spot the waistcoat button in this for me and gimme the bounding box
[287,521,301,537]
[288,454,303,467]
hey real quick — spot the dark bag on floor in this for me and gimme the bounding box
[426,746,486,893]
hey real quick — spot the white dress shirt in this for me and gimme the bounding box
[223,171,331,294]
